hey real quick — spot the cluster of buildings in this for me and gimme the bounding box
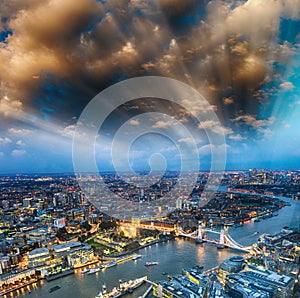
[87,173,180,203]
[170,191,287,230]
[0,171,299,296]
[153,255,295,298]
[27,241,94,268]
[0,175,101,294]
[219,256,295,297]
[0,241,95,291]
[222,169,300,187]
[152,225,300,298]
[223,170,300,200]
[254,227,300,277]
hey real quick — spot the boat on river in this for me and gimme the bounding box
[48,285,61,293]
[81,268,90,274]
[88,267,101,275]
[132,254,142,260]
[95,276,147,298]
[145,261,159,266]
[103,261,117,269]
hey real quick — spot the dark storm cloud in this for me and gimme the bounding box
[0,0,299,139]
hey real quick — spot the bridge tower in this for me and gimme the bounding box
[216,229,225,249]
[224,225,229,236]
[195,223,204,244]
[198,224,203,239]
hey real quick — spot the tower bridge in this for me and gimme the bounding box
[178,224,251,253]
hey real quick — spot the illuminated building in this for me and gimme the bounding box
[176,198,182,209]
[0,268,36,289]
[1,200,9,210]
[50,242,93,266]
[27,227,48,242]
[225,266,294,298]
[241,270,294,298]
[9,253,20,266]
[66,245,94,268]
[182,268,208,286]
[54,218,66,228]
[218,256,246,284]
[28,247,50,267]
[0,256,10,273]
[22,198,33,208]
[88,213,98,224]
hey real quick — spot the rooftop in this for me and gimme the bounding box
[242,269,293,287]
[50,241,82,252]
[28,247,49,256]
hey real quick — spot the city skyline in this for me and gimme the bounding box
[0,0,300,173]
[0,170,299,297]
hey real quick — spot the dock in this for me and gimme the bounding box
[46,269,74,281]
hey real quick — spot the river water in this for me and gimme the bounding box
[19,194,299,298]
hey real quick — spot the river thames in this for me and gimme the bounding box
[19,194,299,298]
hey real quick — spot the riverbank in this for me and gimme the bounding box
[1,237,175,297]
[17,193,300,298]
[97,235,175,259]
[0,278,42,296]
[19,237,246,298]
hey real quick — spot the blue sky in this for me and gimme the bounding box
[0,0,300,173]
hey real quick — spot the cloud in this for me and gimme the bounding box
[152,120,171,129]
[8,128,31,135]
[280,81,295,90]
[228,134,245,141]
[59,124,76,138]
[223,97,234,105]
[233,115,275,129]
[0,0,297,124]
[129,119,140,126]
[0,152,4,157]
[0,0,299,176]
[232,115,276,140]
[11,149,26,157]
[0,0,103,111]
[199,120,233,135]
[0,97,23,117]
[16,140,25,146]
[178,137,197,145]
[258,127,273,139]
[197,143,229,155]
[181,98,212,116]
[0,137,12,145]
